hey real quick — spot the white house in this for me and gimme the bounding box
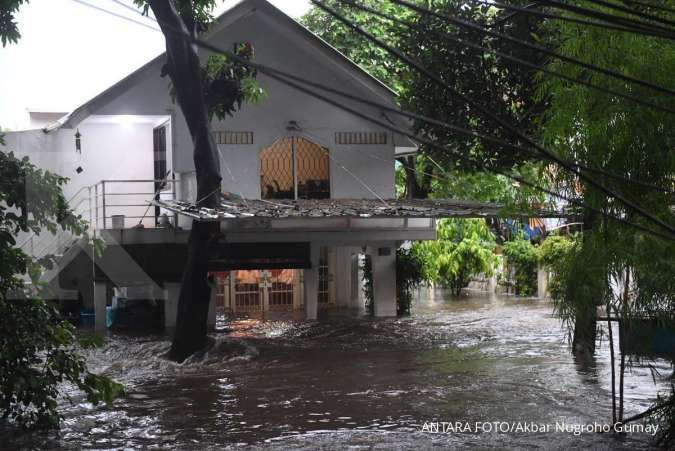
[6,0,502,330]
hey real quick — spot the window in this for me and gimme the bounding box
[260,137,330,200]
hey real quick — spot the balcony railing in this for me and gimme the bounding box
[19,178,180,260]
[87,179,179,231]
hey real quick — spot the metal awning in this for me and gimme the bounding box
[152,197,558,222]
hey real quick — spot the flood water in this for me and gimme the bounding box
[5,289,672,450]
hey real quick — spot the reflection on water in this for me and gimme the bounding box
[4,289,671,449]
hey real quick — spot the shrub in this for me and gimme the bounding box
[396,247,424,315]
[413,219,497,295]
[502,238,538,296]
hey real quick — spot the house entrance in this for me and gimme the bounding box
[225,269,298,314]
[212,248,336,316]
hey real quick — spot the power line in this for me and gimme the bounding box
[263,68,675,241]
[539,0,675,34]
[109,0,156,22]
[623,0,675,15]
[585,0,675,28]
[339,0,675,114]
[389,0,675,96]
[71,0,160,32]
[267,59,675,194]
[103,0,674,192]
[480,0,675,40]
[315,0,675,235]
[178,31,674,241]
[539,0,675,36]
[88,0,675,239]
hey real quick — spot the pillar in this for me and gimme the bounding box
[487,275,497,293]
[304,243,320,320]
[94,281,108,331]
[537,264,549,299]
[164,282,180,329]
[372,244,397,317]
[335,246,352,309]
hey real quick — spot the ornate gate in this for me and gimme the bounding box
[231,269,296,313]
[233,270,263,312]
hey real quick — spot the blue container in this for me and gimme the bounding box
[80,310,95,328]
[106,306,114,328]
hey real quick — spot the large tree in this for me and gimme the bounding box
[131,0,262,362]
[303,1,549,200]
[536,2,675,442]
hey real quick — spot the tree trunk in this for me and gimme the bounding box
[572,306,597,356]
[397,155,432,199]
[149,0,222,362]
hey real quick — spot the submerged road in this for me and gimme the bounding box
[5,289,670,449]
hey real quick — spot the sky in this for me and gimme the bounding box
[0,0,312,130]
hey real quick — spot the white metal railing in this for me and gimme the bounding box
[89,178,179,231]
[19,178,180,260]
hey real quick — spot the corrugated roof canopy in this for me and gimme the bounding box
[154,198,562,222]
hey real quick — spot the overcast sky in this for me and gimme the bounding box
[0,0,312,130]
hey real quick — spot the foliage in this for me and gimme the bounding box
[302,0,413,95]
[427,158,549,215]
[304,0,553,202]
[413,219,497,295]
[0,145,123,428]
[134,1,265,121]
[502,237,538,296]
[134,0,216,32]
[361,254,374,315]
[395,247,424,315]
[653,388,675,449]
[537,234,578,302]
[0,0,28,46]
[360,247,425,316]
[536,3,675,435]
[200,43,266,120]
[401,0,548,173]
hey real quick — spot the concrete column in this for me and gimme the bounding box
[164,282,181,329]
[487,275,497,293]
[335,246,352,308]
[304,243,320,320]
[372,244,397,317]
[94,281,108,331]
[537,265,549,299]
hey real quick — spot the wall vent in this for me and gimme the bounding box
[335,131,387,145]
[213,131,254,145]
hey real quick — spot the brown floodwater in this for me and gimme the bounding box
[3,289,672,450]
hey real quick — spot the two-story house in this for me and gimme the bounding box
[6,0,500,331]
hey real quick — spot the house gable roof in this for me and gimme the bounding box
[46,0,397,132]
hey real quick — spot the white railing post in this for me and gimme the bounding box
[94,183,99,231]
[88,185,93,231]
[101,181,106,229]
[171,173,177,227]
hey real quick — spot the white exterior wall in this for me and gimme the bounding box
[5,1,407,238]
[3,118,169,252]
[60,6,399,205]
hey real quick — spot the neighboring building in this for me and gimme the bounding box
[5,0,491,330]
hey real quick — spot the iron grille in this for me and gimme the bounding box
[213,131,253,145]
[335,131,387,145]
[260,137,329,200]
